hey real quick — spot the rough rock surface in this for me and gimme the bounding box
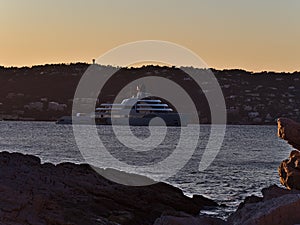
[226,119,300,225]
[277,117,300,150]
[153,211,227,225]
[277,118,300,190]
[228,185,300,225]
[0,151,218,225]
[278,150,300,190]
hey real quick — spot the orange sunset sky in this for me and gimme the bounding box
[1,0,299,72]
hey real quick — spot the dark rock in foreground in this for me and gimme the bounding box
[228,185,300,225]
[153,211,227,225]
[153,185,300,225]
[0,151,218,225]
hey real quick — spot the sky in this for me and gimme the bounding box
[1,0,299,72]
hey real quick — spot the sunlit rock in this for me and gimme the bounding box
[278,150,300,190]
[277,117,300,150]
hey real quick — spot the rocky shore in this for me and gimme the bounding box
[1,117,300,225]
[0,151,220,225]
[0,155,298,225]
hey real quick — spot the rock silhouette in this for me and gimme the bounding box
[153,211,227,225]
[0,151,217,225]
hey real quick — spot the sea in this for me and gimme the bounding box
[0,121,292,219]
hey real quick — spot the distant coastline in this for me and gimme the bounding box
[0,63,299,125]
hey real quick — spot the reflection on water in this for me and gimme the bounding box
[0,121,292,218]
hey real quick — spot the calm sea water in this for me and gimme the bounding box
[0,121,292,218]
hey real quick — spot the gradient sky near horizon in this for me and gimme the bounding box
[1,0,299,72]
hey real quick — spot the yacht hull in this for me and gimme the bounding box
[57,114,188,126]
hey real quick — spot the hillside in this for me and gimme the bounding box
[0,63,299,124]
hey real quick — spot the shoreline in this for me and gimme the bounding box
[0,151,221,225]
[0,119,277,126]
[0,151,298,225]
[1,118,299,224]
[1,64,299,126]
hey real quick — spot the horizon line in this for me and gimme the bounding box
[1,61,299,74]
